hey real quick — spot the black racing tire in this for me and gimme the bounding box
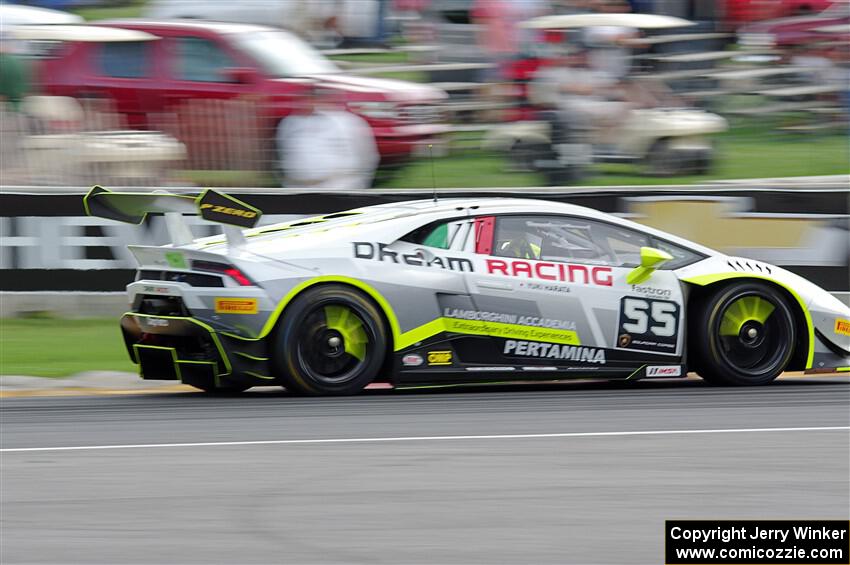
[646,139,678,177]
[508,139,540,172]
[693,155,712,176]
[272,284,388,396]
[691,282,796,386]
[693,145,715,175]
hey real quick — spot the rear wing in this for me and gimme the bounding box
[84,186,261,248]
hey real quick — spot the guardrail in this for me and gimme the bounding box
[1,177,848,294]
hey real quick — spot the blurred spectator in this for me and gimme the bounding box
[0,34,31,112]
[583,0,637,84]
[532,46,630,133]
[790,45,835,83]
[831,42,850,113]
[374,0,391,46]
[473,0,550,80]
[276,88,379,189]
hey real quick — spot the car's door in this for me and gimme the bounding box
[82,39,165,127]
[354,213,540,381]
[464,213,687,377]
[160,33,255,109]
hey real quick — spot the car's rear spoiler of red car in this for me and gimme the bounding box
[84,185,262,247]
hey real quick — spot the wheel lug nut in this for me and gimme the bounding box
[747,328,758,338]
[328,336,342,348]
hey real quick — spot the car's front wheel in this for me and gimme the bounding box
[691,282,796,385]
[272,284,388,395]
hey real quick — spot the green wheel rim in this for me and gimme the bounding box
[324,305,368,361]
[719,296,775,336]
[296,302,373,385]
[714,291,791,377]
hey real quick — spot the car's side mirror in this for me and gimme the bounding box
[626,247,673,285]
[222,67,258,84]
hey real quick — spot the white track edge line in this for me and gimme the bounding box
[2,426,848,453]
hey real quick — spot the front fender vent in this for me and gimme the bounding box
[727,259,771,275]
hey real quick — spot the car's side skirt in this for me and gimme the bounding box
[393,333,685,385]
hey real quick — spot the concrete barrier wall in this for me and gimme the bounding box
[1,177,848,295]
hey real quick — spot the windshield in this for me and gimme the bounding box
[230,30,338,77]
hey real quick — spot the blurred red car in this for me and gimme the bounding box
[724,0,837,27]
[735,2,848,47]
[37,20,447,166]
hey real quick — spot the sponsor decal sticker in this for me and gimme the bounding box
[214,298,258,314]
[197,190,261,228]
[164,251,187,269]
[646,365,682,377]
[353,242,474,272]
[443,308,577,331]
[486,258,612,287]
[443,318,580,345]
[630,285,672,299]
[402,353,424,367]
[504,340,606,364]
[427,350,453,365]
[835,319,850,336]
[143,285,172,294]
[145,318,169,328]
[199,204,257,220]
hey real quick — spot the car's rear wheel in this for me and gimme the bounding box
[273,285,388,395]
[691,282,796,385]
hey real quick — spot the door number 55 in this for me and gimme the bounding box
[621,297,678,337]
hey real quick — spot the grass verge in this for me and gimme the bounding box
[72,2,145,21]
[0,318,136,377]
[184,131,847,189]
[385,131,849,188]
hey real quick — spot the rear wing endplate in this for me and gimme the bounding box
[84,186,261,248]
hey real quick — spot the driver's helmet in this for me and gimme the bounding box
[499,237,541,260]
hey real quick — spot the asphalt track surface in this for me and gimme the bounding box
[1,378,848,565]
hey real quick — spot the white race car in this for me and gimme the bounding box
[85,186,850,395]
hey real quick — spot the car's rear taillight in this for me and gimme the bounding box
[192,260,256,286]
[223,268,253,287]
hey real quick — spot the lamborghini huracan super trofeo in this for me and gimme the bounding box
[85,186,850,395]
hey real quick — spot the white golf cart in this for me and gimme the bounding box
[483,13,728,183]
